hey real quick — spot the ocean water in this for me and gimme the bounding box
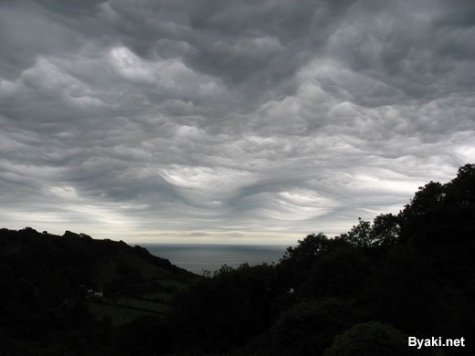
[143,244,288,275]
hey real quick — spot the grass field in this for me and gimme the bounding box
[88,295,171,325]
[142,291,174,303]
[87,301,156,327]
[117,297,171,313]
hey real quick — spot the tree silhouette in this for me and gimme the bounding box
[323,322,407,356]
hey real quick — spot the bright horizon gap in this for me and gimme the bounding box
[1,223,365,246]
[0,226,322,246]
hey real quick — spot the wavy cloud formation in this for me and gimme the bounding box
[1,0,474,242]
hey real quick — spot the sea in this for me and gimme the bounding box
[143,244,288,275]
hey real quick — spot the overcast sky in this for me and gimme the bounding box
[1,0,474,244]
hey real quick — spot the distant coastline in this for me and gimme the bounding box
[143,243,287,274]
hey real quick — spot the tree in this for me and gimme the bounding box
[399,163,475,245]
[106,316,173,356]
[340,218,372,248]
[280,233,351,269]
[300,246,373,298]
[170,264,280,353]
[447,163,475,205]
[323,321,407,356]
[370,214,400,247]
[341,215,401,248]
[278,233,349,287]
[270,298,360,356]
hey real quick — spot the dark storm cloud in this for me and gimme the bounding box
[0,0,474,242]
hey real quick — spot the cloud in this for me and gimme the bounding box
[0,0,474,243]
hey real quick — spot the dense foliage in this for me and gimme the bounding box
[1,163,474,355]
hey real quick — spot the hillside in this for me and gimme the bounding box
[0,228,196,355]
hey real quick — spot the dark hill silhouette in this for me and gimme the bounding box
[0,228,196,355]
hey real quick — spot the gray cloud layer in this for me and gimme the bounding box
[1,0,474,243]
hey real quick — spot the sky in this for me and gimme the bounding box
[1,0,474,244]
